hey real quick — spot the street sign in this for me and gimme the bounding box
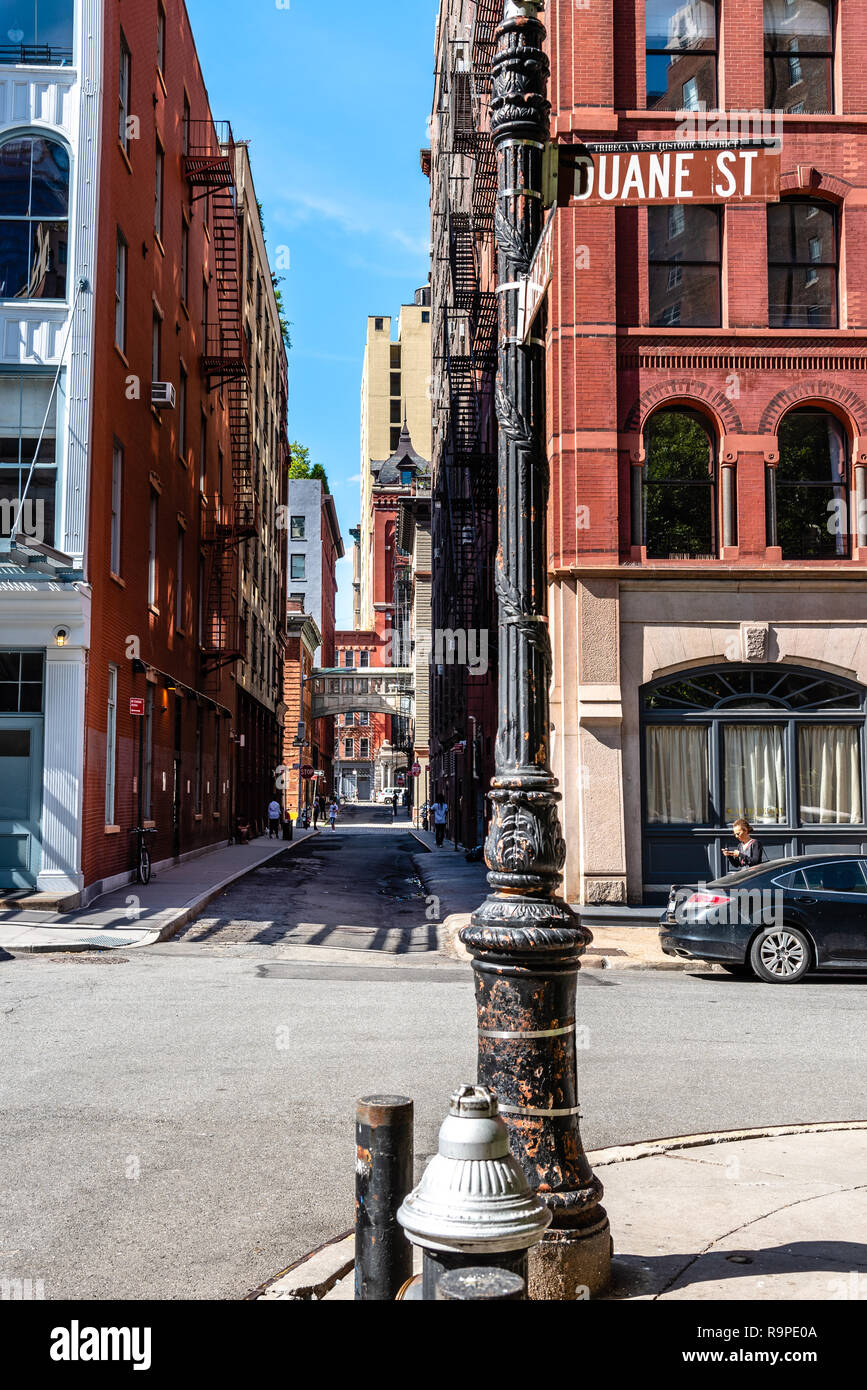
[411,762,421,777]
[556,140,781,207]
[301,765,315,780]
[519,205,555,343]
[129,697,145,717]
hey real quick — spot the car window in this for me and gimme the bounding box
[774,869,806,889]
[802,860,867,893]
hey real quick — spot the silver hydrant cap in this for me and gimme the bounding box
[397,1084,552,1255]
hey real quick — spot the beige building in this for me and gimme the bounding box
[358,291,432,629]
[232,141,290,823]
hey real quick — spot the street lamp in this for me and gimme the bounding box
[459,0,611,1299]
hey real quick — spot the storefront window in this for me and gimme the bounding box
[646,725,708,824]
[0,135,69,300]
[799,724,862,823]
[723,724,786,824]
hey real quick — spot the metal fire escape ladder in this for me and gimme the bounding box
[184,120,256,680]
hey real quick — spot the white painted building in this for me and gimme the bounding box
[0,0,100,897]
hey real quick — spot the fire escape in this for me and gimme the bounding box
[184,120,256,689]
[431,6,498,747]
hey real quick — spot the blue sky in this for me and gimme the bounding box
[186,0,439,627]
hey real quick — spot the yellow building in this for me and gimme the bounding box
[357,289,432,629]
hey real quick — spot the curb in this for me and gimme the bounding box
[252,1120,867,1300]
[4,832,319,955]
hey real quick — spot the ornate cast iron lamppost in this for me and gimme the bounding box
[459,0,611,1299]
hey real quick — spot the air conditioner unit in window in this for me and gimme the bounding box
[151,381,176,410]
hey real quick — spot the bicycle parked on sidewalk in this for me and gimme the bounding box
[130,826,157,885]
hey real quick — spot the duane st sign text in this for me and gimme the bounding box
[558,141,781,207]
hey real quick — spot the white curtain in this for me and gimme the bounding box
[646,725,708,824]
[724,724,786,825]
[799,725,863,824]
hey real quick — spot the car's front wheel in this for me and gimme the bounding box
[749,926,812,984]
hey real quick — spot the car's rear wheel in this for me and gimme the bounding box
[749,926,811,984]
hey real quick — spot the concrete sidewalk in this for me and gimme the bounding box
[0,830,317,954]
[256,1122,867,1301]
[409,829,688,971]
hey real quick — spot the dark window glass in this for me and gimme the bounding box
[646,0,717,111]
[0,0,73,63]
[648,205,721,327]
[772,408,848,559]
[802,860,867,892]
[0,651,43,710]
[643,408,716,559]
[0,375,58,546]
[765,0,833,113]
[0,137,69,299]
[767,199,837,328]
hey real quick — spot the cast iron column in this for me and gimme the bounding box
[460,0,611,1300]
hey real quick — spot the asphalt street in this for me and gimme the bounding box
[1,816,865,1300]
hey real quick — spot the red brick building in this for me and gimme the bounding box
[83,0,286,897]
[538,0,867,901]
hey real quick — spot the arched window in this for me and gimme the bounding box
[0,135,70,301]
[767,197,838,328]
[764,0,834,114]
[768,408,849,559]
[1,1,73,64]
[645,1,717,111]
[641,408,718,559]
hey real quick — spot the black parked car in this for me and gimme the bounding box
[659,853,867,983]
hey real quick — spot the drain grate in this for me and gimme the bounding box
[78,935,139,949]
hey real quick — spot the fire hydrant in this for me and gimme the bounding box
[397,1084,551,1299]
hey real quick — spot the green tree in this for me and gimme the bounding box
[288,442,329,493]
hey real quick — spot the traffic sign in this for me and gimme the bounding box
[301,766,315,780]
[411,762,421,777]
[129,697,145,717]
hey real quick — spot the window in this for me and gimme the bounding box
[182,96,191,156]
[769,408,848,559]
[360,650,369,667]
[648,205,721,327]
[801,859,867,892]
[374,317,384,330]
[290,553,305,580]
[359,711,369,725]
[110,442,123,575]
[360,738,370,758]
[0,372,60,547]
[0,651,43,712]
[202,275,209,348]
[765,0,833,113]
[148,489,158,606]
[401,469,412,485]
[114,232,127,349]
[344,738,354,758]
[345,649,355,668]
[390,427,401,452]
[177,367,187,461]
[767,199,837,328]
[642,408,717,559]
[199,411,207,492]
[421,310,430,323]
[390,400,402,424]
[156,3,165,76]
[645,1,717,111]
[118,35,131,149]
[290,514,305,539]
[105,666,118,824]
[143,687,154,818]
[799,729,862,824]
[152,312,161,383]
[180,219,189,304]
[154,142,164,239]
[175,525,184,631]
[0,135,69,300]
[195,710,203,813]
[1,0,73,63]
[390,372,401,398]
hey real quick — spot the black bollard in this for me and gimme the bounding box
[355,1095,414,1300]
[435,1267,526,1301]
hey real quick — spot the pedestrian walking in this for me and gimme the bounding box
[267,798,282,839]
[329,799,338,831]
[722,818,765,869]
[312,796,320,829]
[431,794,448,848]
